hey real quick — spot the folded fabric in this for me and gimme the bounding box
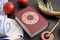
[0,18,24,40]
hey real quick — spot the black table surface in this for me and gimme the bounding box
[8,0,60,40]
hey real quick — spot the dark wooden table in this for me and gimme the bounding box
[9,0,60,40]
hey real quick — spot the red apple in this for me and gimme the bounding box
[17,0,28,7]
[3,2,16,14]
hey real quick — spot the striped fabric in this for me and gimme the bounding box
[0,35,24,40]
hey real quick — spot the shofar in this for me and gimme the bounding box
[37,0,60,16]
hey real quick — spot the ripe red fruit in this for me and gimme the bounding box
[17,0,28,7]
[3,2,16,14]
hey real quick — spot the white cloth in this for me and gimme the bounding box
[0,17,24,40]
[0,15,7,35]
[4,18,23,37]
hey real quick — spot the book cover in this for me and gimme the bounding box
[15,6,49,37]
